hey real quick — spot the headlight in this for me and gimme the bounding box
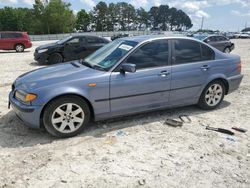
[38,49,48,53]
[15,90,37,103]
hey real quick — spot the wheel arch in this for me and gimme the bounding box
[14,43,25,49]
[39,93,95,128]
[204,77,229,95]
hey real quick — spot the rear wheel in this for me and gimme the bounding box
[198,80,225,110]
[224,47,231,53]
[43,96,91,138]
[15,44,25,52]
[48,53,63,64]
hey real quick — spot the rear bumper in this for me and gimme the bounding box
[25,42,32,49]
[9,91,42,129]
[227,74,243,94]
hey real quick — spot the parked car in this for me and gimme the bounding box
[34,35,110,64]
[0,31,32,52]
[111,33,131,41]
[9,36,243,137]
[193,35,234,53]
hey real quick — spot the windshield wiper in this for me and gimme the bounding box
[92,65,107,71]
[80,59,92,68]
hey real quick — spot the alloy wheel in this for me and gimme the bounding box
[51,103,85,133]
[16,45,24,52]
[205,84,223,107]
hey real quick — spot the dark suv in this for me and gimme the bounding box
[34,35,110,64]
[194,35,234,53]
[0,32,32,52]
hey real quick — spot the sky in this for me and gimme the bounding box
[0,0,250,31]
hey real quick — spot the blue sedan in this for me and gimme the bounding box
[9,36,243,137]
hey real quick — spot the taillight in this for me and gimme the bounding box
[237,62,242,73]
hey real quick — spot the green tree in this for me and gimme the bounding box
[149,6,159,30]
[136,8,150,30]
[75,9,90,31]
[242,27,250,32]
[91,1,108,31]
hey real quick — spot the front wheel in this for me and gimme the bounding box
[43,96,91,138]
[198,81,225,110]
[48,53,63,64]
[224,47,231,53]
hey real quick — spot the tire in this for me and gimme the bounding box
[15,44,25,52]
[48,53,63,64]
[224,47,231,53]
[43,96,91,138]
[198,80,225,110]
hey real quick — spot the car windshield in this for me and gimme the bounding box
[57,36,73,44]
[84,40,138,71]
[193,35,208,41]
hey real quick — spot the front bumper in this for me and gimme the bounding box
[34,52,49,64]
[227,74,243,94]
[9,91,43,129]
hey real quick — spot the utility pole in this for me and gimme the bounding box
[200,16,204,31]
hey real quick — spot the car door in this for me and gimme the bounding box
[216,36,229,51]
[0,33,3,49]
[170,39,215,105]
[205,36,220,49]
[110,39,171,115]
[0,33,13,50]
[63,37,82,61]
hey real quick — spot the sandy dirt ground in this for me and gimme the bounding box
[0,40,249,188]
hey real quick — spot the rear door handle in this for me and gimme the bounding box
[158,70,170,77]
[201,65,210,71]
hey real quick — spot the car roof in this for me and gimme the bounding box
[122,35,203,44]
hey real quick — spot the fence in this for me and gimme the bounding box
[29,31,183,41]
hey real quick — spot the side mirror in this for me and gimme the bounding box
[121,63,136,73]
[204,39,210,43]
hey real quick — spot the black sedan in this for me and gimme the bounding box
[193,35,234,53]
[34,35,110,64]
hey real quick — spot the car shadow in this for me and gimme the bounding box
[0,51,31,53]
[0,101,231,149]
[29,61,45,67]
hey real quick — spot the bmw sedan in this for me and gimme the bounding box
[9,36,243,137]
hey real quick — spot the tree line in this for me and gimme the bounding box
[0,0,193,34]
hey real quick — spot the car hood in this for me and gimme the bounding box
[36,42,58,50]
[14,61,105,90]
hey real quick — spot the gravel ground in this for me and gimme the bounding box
[0,40,249,188]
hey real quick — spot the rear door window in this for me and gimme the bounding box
[173,39,202,64]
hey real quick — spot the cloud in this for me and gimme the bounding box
[130,0,148,8]
[22,0,34,5]
[80,0,95,9]
[0,0,17,3]
[231,10,250,17]
[0,0,34,5]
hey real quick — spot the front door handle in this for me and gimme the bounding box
[158,70,170,77]
[201,65,210,71]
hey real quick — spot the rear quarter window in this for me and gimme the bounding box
[201,44,215,61]
[87,37,100,44]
